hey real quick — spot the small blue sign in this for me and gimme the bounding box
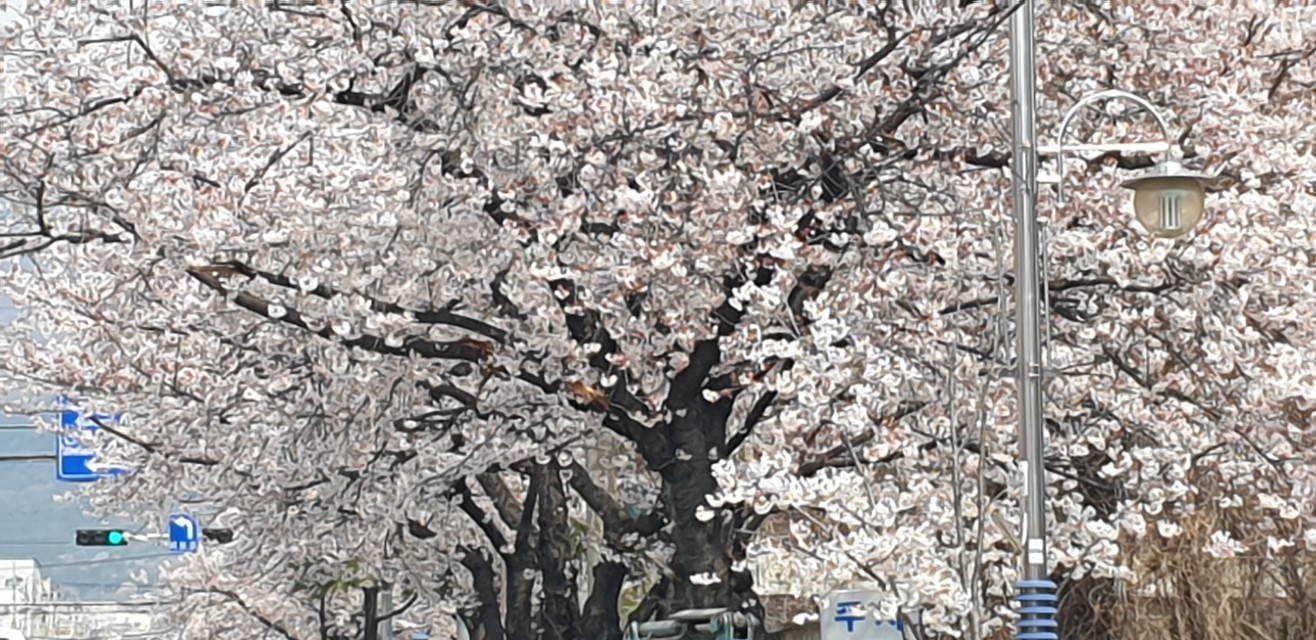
[56,406,125,482]
[822,589,911,640]
[169,514,202,554]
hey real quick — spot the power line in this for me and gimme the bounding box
[21,555,172,569]
[56,581,161,590]
[28,635,179,640]
[0,600,177,608]
[28,632,179,640]
[0,454,54,462]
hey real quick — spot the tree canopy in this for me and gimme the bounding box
[1,1,1314,639]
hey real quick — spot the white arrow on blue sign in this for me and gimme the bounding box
[55,404,127,483]
[169,514,203,554]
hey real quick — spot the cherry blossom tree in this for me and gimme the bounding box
[2,1,1315,639]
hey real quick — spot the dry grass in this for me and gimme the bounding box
[1103,518,1316,639]
[1094,479,1316,640]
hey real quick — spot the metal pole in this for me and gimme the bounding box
[379,585,395,640]
[1009,2,1060,638]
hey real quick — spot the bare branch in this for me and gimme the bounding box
[723,390,777,457]
[194,589,304,640]
[202,259,508,343]
[244,131,312,194]
[453,478,510,553]
[186,265,494,362]
[797,401,929,477]
[458,547,504,640]
[87,415,221,466]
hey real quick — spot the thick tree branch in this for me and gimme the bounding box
[202,259,508,343]
[601,409,674,471]
[453,479,510,553]
[477,471,524,528]
[459,547,505,640]
[563,460,665,540]
[187,266,493,362]
[548,277,649,417]
[535,464,579,640]
[666,340,721,412]
[505,467,542,640]
[423,381,480,410]
[579,561,627,640]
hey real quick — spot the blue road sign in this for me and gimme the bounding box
[56,403,127,482]
[169,514,202,554]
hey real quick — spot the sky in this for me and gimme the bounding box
[1,297,169,602]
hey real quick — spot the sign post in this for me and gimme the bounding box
[821,589,918,640]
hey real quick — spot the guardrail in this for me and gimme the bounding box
[624,608,757,640]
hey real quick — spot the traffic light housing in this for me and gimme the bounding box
[76,529,128,546]
[203,528,234,544]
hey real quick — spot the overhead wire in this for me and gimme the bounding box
[13,554,173,569]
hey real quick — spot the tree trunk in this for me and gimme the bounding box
[662,402,736,613]
[363,585,380,640]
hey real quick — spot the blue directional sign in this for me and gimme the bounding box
[169,514,202,554]
[56,406,126,482]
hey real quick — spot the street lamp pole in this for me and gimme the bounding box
[1007,2,1060,639]
[1006,2,1217,637]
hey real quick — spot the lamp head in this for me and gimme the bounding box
[1120,161,1216,238]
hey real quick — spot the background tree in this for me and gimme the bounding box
[1,1,1314,640]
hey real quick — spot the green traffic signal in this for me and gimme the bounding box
[75,529,129,546]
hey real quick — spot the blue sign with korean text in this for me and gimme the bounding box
[821,589,915,640]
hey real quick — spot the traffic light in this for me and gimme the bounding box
[76,529,128,546]
[203,528,234,544]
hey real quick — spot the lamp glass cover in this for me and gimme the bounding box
[1131,176,1206,238]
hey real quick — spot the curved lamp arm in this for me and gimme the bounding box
[1053,89,1174,204]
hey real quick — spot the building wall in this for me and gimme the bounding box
[0,559,54,639]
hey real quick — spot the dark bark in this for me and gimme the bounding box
[505,468,542,640]
[362,585,380,640]
[563,460,665,540]
[460,548,505,640]
[477,472,524,526]
[629,577,672,625]
[535,465,579,640]
[659,394,742,614]
[635,336,757,618]
[579,561,627,640]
